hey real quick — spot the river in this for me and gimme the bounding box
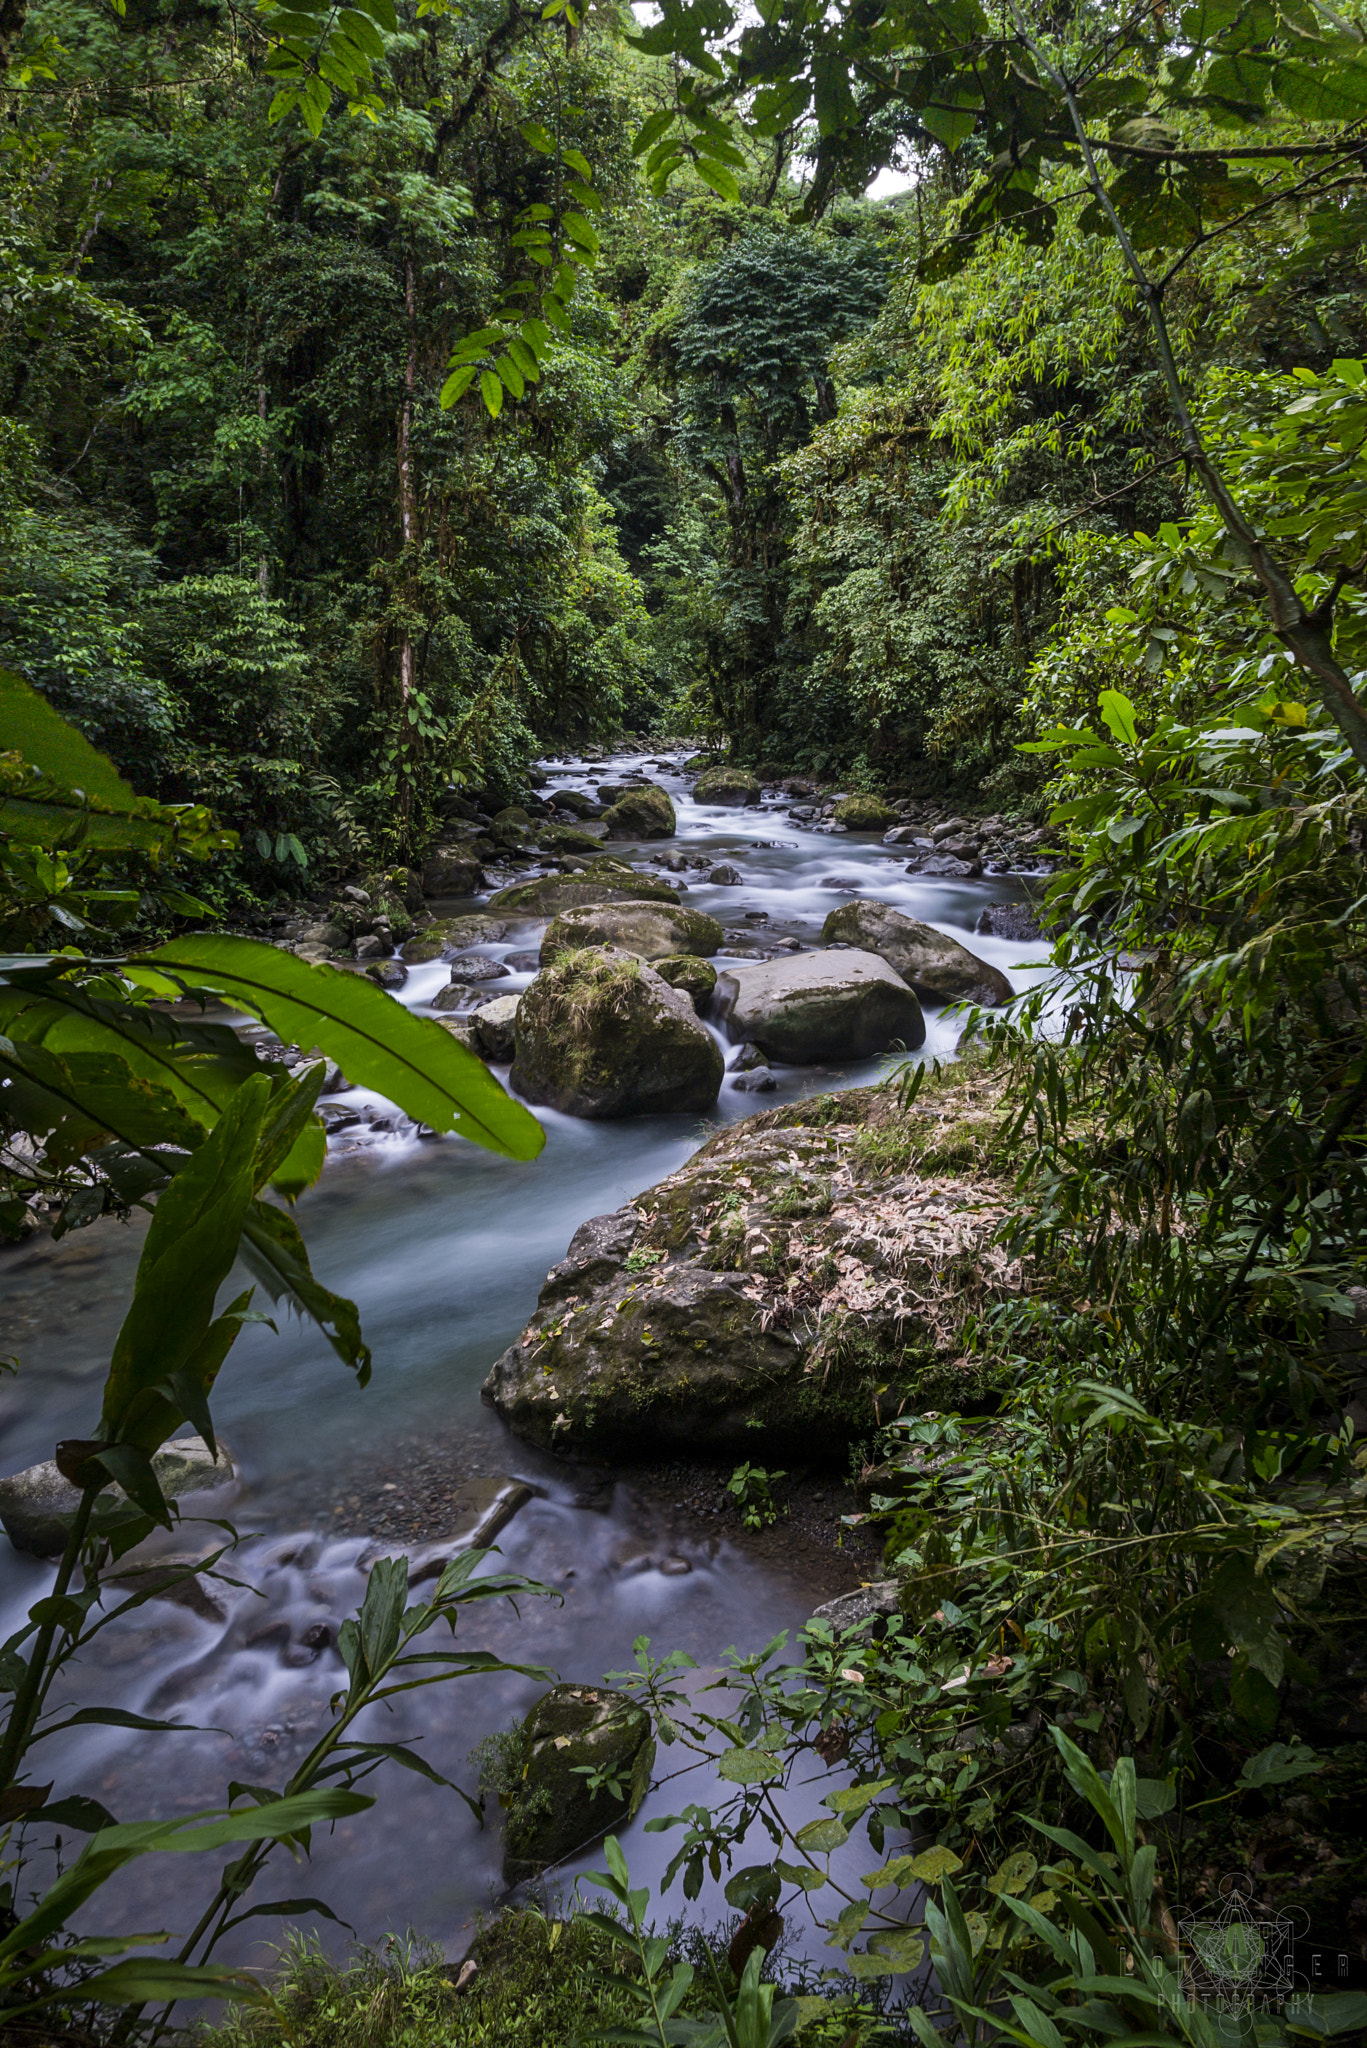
[0,752,1051,1973]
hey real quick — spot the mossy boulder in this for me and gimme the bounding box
[402,914,513,962]
[487,873,680,918]
[602,783,676,840]
[822,900,1013,1007]
[540,902,722,966]
[550,788,604,819]
[833,793,897,831]
[511,948,723,1118]
[694,766,762,807]
[421,847,486,895]
[712,949,925,1063]
[483,1063,1018,1459]
[538,822,607,855]
[654,954,717,1010]
[503,1684,653,1883]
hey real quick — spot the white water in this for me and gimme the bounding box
[0,751,1051,1968]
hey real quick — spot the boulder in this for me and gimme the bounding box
[551,789,605,820]
[910,854,980,879]
[731,1067,776,1092]
[503,1684,653,1883]
[511,949,723,1118]
[435,1014,482,1055]
[487,874,680,918]
[975,902,1043,944]
[473,993,521,1061]
[833,794,897,831]
[0,1436,237,1558]
[602,784,676,840]
[494,806,534,829]
[711,950,925,1063]
[694,766,762,807]
[654,955,717,1010]
[708,864,743,886]
[446,951,511,984]
[812,1580,903,1639]
[821,901,1013,1007]
[401,914,510,963]
[422,848,486,896]
[538,823,607,855]
[540,902,722,966]
[365,960,408,991]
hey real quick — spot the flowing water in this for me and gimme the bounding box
[0,753,1052,1969]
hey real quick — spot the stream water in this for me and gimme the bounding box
[0,752,1053,1972]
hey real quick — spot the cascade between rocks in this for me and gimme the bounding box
[0,749,1054,1966]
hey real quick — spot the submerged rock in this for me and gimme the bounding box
[512,949,722,1118]
[487,872,680,919]
[540,902,722,965]
[602,784,676,840]
[975,901,1044,944]
[0,1436,237,1558]
[821,900,1012,1007]
[653,954,717,1010]
[503,1684,653,1883]
[712,949,925,1063]
[694,767,762,807]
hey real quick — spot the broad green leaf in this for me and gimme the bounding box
[0,668,140,808]
[717,1746,784,1784]
[775,1859,828,1891]
[1238,1741,1322,1788]
[1097,689,1139,745]
[125,937,544,1159]
[863,1843,962,1888]
[73,1960,274,2008]
[480,369,504,416]
[794,1816,848,1853]
[824,1776,894,1815]
[694,156,739,201]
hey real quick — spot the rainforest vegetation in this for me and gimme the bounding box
[6,0,1367,2043]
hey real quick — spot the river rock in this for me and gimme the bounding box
[602,784,676,840]
[538,822,607,855]
[446,951,511,984]
[473,993,521,1061]
[833,794,897,831]
[708,864,743,886]
[540,902,722,965]
[401,915,510,963]
[731,1067,776,1092]
[812,1580,904,1638]
[0,1436,237,1558]
[975,902,1044,943]
[551,789,605,819]
[487,873,680,918]
[511,950,723,1118]
[821,901,1012,1007]
[911,853,981,879]
[435,1014,481,1054]
[711,949,925,1063]
[653,955,717,1010]
[422,847,486,896]
[503,1684,653,1883]
[485,1068,1016,1458]
[360,1477,533,1582]
[694,766,762,807]
[365,960,408,991]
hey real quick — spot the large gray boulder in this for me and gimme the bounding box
[511,949,723,1118]
[487,872,679,918]
[472,993,521,1061]
[602,784,676,840]
[0,1436,236,1557]
[503,1684,653,1883]
[421,847,486,896]
[693,766,761,806]
[540,901,722,966]
[822,900,1012,1007]
[483,1206,810,1456]
[712,949,925,1063]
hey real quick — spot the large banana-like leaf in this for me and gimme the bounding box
[242,1196,370,1379]
[127,934,545,1159]
[101,1076,270,1445]
[0,668,230,859]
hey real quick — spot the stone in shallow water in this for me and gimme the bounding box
[708,864,743,886]
[712,948,925,1063]
[503,1684,653,1883]
[446,951,511,983]
[731,1066,777,1092]
[822,899,1012,1007]
[358,1476,532,1581]
[0,1437,236,1557]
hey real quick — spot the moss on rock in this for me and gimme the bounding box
[510,948,723,1118]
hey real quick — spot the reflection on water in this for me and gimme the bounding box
[0,750,1050,1962]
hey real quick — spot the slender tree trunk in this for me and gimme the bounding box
[397,254,419,716]
[257,378,270,599]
